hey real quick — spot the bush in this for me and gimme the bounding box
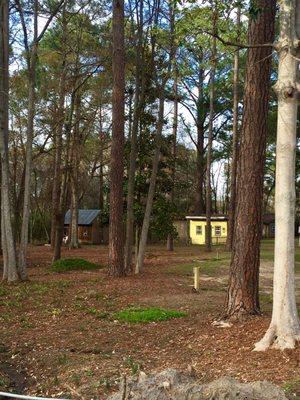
[113,307,187,323]
[51,258,103,273]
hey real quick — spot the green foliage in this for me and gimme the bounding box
[113,307,187,323]
[150,196,178,241]
[51,258,103,273]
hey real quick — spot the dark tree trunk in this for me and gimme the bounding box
[108,0,125,277]
[225,0,276,319]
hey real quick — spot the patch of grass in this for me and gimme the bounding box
[113,307,187,323]
[50,258,103,273]
[166,258,229,277]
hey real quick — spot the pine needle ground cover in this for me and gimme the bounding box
[0,242,299,399]
[51,258,103,272]
[113,307,187,323]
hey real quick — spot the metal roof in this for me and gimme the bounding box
[64,209,101,226]
[186,215,228,221]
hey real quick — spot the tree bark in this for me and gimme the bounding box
[226,6,241,251]
[0,0,18,282]
[255,0,300,350]
[108,0,125,277]
[225,0,276,319]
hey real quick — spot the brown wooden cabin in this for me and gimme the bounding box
[64,209,104,245]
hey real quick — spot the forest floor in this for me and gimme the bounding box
[0,240,299,399]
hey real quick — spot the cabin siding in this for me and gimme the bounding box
[189,220,228,245]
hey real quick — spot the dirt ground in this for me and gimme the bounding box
[0,243,299,399]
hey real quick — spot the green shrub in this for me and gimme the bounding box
[51,258,103,273]
[113,307,187,323]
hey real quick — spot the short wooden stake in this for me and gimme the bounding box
[193,267,200,291]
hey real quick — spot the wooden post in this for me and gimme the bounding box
[193,267,200,291]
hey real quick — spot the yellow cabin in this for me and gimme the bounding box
[186,215,228,245]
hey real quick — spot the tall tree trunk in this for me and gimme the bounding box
[225,0,276,319]
[18,61,37,279]
[194,63,205,215]
[167,72,178,251]
[69,92,80,249]
[52,94,75,261]
[205,5,217,252]
[135,89,165,274]
[108,0,125,277]
[255,0,300,351]
[99,111,105,244]
[18,0,39,280]
[0,0,18,282]
[226,6,241,251]
[51,7,66,247]
[124,0,145,272]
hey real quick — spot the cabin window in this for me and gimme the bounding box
[196,226,202,235]
[215,226,221,236]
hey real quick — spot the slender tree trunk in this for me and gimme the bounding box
[255,0,300,350]
[225,0,276,319]
[226,6,241,251]
[194,64,205,215]
[18,0,39,280]
[69,92,80,249]
[52,94,75,261]
[18,53,37,280]
[167,73,178,251]
[0,0,18,282]
[135,89,165,274]
[124,0,145,271]
[99,112,104,244]
[51,8,66,247]
[205,5,217,252]
[108,0,125,277]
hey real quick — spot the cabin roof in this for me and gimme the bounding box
[64,209,101,226]
[186,215,228,221]
[186,214,275,224]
